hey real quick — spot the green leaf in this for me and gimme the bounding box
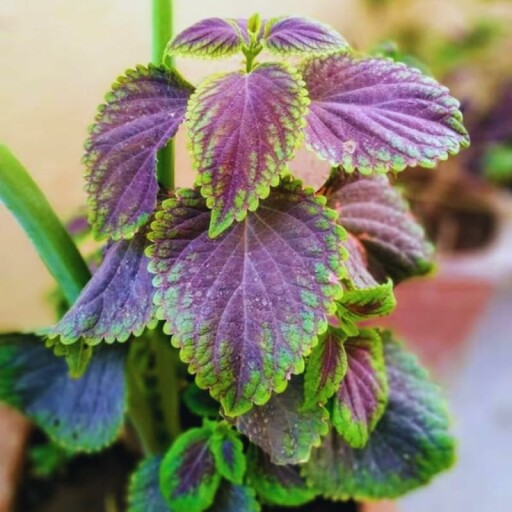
[160,426,221,512]
[128,456,170,512]
[235,377,328,465]
[303,328,347,408]
[28,441,73,478]
[211,425,246,485]
[304,332,455,499]
[331,329,388,448]
[47,338,93,378]
[208,481,261,512]
[0,145,90,305]
[247,447,316,507]
[338,279,396,323]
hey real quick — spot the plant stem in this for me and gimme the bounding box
[126,339,164,454]
[0,145,91,305]
[152,0,175,191]
[126,331,181,455]
[153,330,181,441]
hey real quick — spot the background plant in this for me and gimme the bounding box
[0,3,469,511]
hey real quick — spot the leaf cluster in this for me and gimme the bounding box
[0,13,469,511]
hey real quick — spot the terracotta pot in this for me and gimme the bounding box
[0,405,30,512]
[363,502,398,512]
[379,274,494,374]
[378,192,512,375]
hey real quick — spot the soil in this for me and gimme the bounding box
[14,431,138,512]
[266,500,359,511]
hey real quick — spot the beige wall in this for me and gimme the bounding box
[1,0,510,330]
[0,0,358,330]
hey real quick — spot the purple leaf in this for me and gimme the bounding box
[84,65,193,240]
[342,234,378,289]
[304,332,455,499]
[65,211,91,241]
[303,54,469,172]
[263,17,349,56]
[0,334,126,452]
[330,172,434,282]
[48,224,155,344]
[235,377,328,465]
[159,426,221,512]
[148,180,345,416]
[332,329,388,448]
[303,328,347,408]
[167,18,246,59]
[247,448,316,507]
[187,64,309,237]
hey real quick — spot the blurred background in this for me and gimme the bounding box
[1,0,512,511]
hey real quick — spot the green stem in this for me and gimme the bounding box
[152,0,175,191]
[126,339,163,454]
[126,331,181,455]
[0,145,91,305]
[153,330,181,441]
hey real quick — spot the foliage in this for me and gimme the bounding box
[0,10,468,511]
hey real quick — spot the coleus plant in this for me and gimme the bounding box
[0,6,469,512]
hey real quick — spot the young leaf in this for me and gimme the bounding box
[208,482,260,512]
[49,337,94,378]
[159,426,221,512]
[235,377,328,465]
[263,17,349,56]
[331,173,434,282]
[0,334,126,452]
[84,65,193,240]
[303,328,347,408]
[186,64,309,237]
[235,17,265,43]
[247,447,316,507]
[211,426,246,484]
[48,224,155,344]
[338,235,396,323]
[304,332,455,499]
[183,383,220,418]
[303,54,469,172]
[340,281,396,323]
[128,456,170,512]
[148,180,345,415]
[331,329,389,448]
[167,18,246,59]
